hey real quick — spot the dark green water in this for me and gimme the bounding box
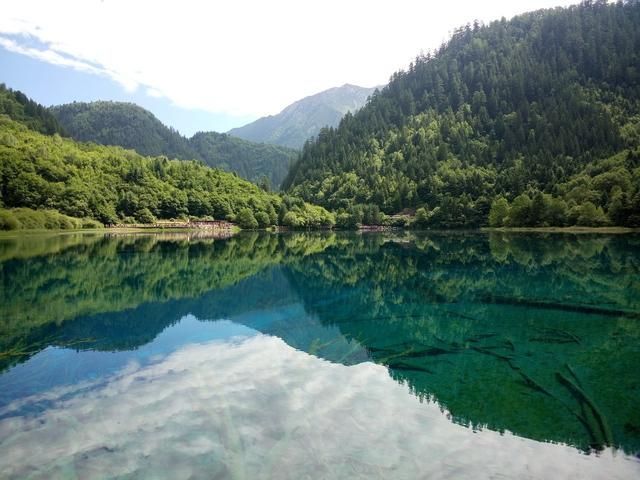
[0,231,639,479]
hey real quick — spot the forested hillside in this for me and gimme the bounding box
[0,84,65,136]
[189,131,297,189]
[284,1,640,228]
[0,115,333,229]
[51,101,199,160]
[51,101,298,187]
[228,84,377,149]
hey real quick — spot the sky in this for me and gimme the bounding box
[0,0,579,136]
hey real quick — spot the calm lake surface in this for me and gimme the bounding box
[0,231,639,479]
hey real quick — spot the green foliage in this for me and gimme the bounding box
[50,101,199,160]
[236,208,259,229]
[507,194,532,227]
[257,175,271,192]
[280,196,335,229]
[332,203,386,230]
[0,117,328,227]
[388,214,412,228]
[254,211,272,228]
[546,197,569,226]
[496,191,564,227]
[51,102,298,188]
[414,207,430,227]
[190,132,297,188]
[362,204,383,225]
[0,84,65,135]
[0,207,95,230]
[135,207,156,224]
[284,2,640,227]
[488,197,510,227]
[0,209,20,230]
[490,153,640,227]
[576,202,610,227]
[81,218,104,229]
[335,212,356,229]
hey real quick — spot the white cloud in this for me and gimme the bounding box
[0,35,141,92]
[0,37,102,76]
[145,87,163,98]
[0,334,636,479]
[0,0,579,116]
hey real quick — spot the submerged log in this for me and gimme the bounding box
[481,294,639,319]
[530,327,581,345]
[556,371,613,449]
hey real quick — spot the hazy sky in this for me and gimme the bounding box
[0,0,579,133]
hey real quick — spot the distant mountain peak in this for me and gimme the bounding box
[228,84,379,149]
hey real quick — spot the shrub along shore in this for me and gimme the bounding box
[2,206,637,235]
[0,207,102,231]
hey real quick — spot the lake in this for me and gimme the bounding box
[0,231,639,479]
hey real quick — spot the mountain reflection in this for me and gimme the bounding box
[1,231,639,457]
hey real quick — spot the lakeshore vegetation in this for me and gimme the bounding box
[0,113,333,230]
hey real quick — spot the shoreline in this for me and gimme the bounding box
[1,225,638,238]
[0,226,241,239]
[481,226,640,234]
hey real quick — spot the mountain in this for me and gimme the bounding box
[0,83,65,136]
[0,115,281,225]
[228,84,378,148]
[0,105,333,229]
[284,1,640,228]
[50,101,198,160]
[50,101,298,188]
[189,131,297,190]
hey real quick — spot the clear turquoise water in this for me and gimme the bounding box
[0,231,639,479]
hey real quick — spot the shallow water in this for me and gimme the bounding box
[0,231,639,479]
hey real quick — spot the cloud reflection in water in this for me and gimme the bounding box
[0,333,638,479]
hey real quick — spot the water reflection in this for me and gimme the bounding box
[284,233,640,454]
[0,327,637,480]
[1,231,639,475]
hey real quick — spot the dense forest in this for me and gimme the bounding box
[0,114,333,229]
[51,101,298,187]
[190,131,296,190]
[51,101,200,160]
[0,84,65,136]
[284,1,640,228]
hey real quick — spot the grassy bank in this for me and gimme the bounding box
[0,208,103,231]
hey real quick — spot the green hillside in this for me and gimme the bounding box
[0,115,332,229]
[189,131,297,189]
[51,101,298,188]
[50,101,198,159]
[0,84,65,136]
[284,1,640,228]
